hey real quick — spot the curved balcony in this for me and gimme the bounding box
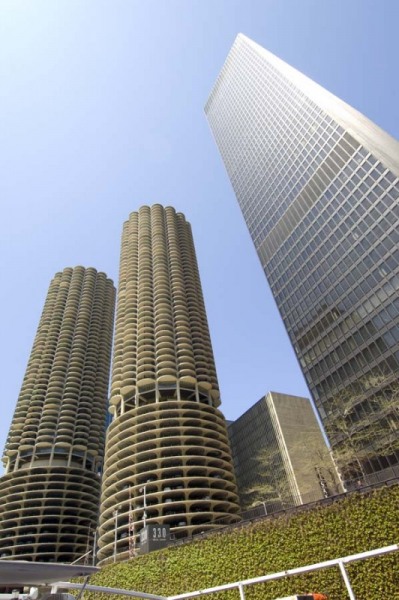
[98,397,240,564]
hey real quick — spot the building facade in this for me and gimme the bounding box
[0,266,115,562]
[228,392,341,512]
[206,34,399,482]
[97,205,240,564]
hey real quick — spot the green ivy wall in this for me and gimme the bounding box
[85,485,399,600]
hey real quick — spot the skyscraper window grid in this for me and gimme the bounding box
[206,34,399,481]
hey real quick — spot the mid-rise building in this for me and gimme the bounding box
[0,267,115,562]
[206,34,399,482]
[97,205,240,564]
[228,392,341,512]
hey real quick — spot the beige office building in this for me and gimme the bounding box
[228,392,342,511]
[98,205,240,564]
[0,266,115,562]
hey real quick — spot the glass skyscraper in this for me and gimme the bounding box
[205,34,399,482]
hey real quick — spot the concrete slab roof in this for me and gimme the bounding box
[0,561,98,587]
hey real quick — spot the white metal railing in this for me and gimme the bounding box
[54,582,167,600]
[54,543,398,600]
[167,544,398,600]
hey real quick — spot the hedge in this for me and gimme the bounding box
[83,484,399,600]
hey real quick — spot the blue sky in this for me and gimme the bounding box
[1,0,398,466]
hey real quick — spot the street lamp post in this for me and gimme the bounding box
[113,508,119,563]
[140,485,147,527]
[92,529,97,566]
